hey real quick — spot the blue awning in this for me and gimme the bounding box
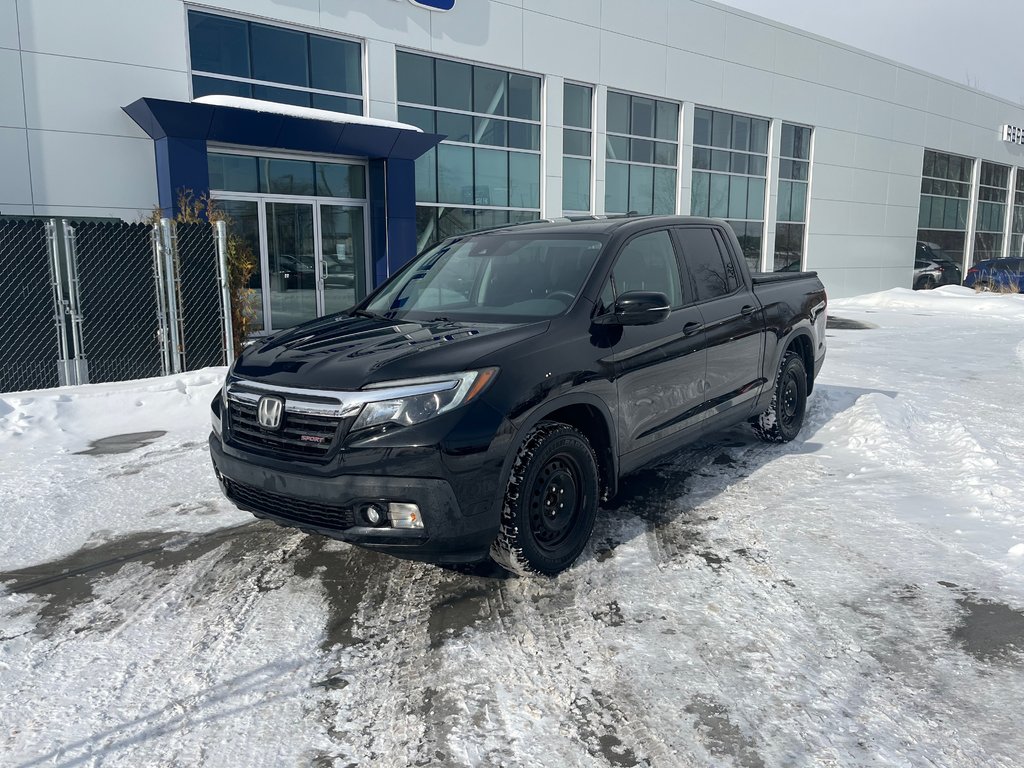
[124,97,443,160]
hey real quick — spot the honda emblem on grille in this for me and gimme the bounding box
[256,396,285,430]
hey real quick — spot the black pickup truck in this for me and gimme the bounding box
[210,216,826,575]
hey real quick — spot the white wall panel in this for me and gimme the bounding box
[890,145,924,179]
[0,48,25,129]
[856,56,897,102]
[848,168,890,205]
[601,0,669,47]
[854,135,893,174]
[522,0,593,25]
[599,30,667,97]
[22,53,186,137]
[810,164,854,201]
[666,48,724,109]
[924,113,952,152]
[430,1,523,70]
[891,105,927,147]
[522,12,600,83]
[894,68,931,113]
[17,0,185,72]
[856,96,894,140]
[817,44,863,94]
[667,1,726,59]
[884,204,919,238]
[321,0,431,48]
[773,29,819,83]
[724,12,775,71]
[0,0,18,49]
[720,62,773,117]
[366,40,396,106]
[811,129,857,166]
[204,0,319,29]
[886,172,922,209]
[27,132,156,211]
[0,127,31,205]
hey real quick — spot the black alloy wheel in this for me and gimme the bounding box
[491,422,600,576]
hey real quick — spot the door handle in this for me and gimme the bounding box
[741,304,757,316]
[683,322,703,337]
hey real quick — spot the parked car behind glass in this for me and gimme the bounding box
[913,242,962,290]
[963,258,1024,292]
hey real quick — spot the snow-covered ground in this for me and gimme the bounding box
[2,286,1023,767]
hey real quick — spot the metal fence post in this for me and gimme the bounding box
[151,223,171,376]
[159,218,183,375]
[214,219,235,362]
[61,221,88,384]
[45,219,74,385]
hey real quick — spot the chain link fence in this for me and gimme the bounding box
[0,219,60,392]
[176,222,227,371]
[0,217,231,393]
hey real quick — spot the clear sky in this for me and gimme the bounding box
[712,0,1024,104]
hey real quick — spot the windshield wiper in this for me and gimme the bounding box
[352,309,390,321]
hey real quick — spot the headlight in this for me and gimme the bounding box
[351,368,498,432]
[211,389,224,436]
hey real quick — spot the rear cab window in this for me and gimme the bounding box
[674,226,740,302]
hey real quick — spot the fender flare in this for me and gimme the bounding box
[493,392,619,512]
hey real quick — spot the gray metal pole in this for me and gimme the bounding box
[61,222,87,383]
[214,219,235,363]
[45,219,73,385]
[151,223,172,376]
[160,218,183,375]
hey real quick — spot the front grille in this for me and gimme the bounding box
[227,400,344,460]
[224,478,355,531]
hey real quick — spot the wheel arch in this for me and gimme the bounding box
[498,394,618,507]
[779,329,816,395]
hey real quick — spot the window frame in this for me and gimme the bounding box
[185,7,366,114]
[672,225,744,305]
[606,227,691,310]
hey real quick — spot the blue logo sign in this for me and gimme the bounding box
[409,0,455,10]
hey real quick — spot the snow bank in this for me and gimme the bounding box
[832,286,1024,317]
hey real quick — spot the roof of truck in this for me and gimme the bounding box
[448,215,727,240]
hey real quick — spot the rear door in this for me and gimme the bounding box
[606,229,708,458]
[674,225,766,421]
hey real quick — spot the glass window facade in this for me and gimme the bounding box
[397,52,542,251]
[691,108,769,272]
[208,153,367,199]
[563,83,593,214]
[974,161,1010,263]
[1011,171,1024,259]
[917,150,974,271]
[774,123,812,272]
[605,91,679,216]
[188,11,363,115]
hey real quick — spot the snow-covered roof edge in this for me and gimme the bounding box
[193,95,423,133]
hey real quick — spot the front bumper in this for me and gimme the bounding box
[209,435,499,564]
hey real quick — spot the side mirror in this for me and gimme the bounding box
[595,290,671,326]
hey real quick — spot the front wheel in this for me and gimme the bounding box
[752,351,808,443]
[490,422,600,576]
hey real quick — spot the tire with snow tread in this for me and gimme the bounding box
[752,351,807,443]
[490,422,600,576]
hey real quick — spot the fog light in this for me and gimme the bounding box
[389,502,423,530]
[362,503,386,527]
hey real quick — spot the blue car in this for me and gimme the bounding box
[963,258,1024,292]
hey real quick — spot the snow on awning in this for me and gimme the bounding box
[193,95,423,133]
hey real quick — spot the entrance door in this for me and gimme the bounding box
[265,200,318,330]
[318,203,368,316]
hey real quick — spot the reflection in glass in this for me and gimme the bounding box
[266,202,317,330]
[320,205,366,315]
[563,157,591,212]
[218,199,263,333]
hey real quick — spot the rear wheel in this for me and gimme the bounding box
[490,422,600,576]
[752,351,808,443]
[914,276,936,291]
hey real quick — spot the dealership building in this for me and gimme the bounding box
[3,0,1024,332]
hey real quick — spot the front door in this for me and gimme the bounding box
[609,229,708,462]
[214,196,370,333]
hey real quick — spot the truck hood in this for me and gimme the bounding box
[232,314,549,391]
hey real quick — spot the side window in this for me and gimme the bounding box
[611,230,683,307]
[598,280,616,313]
[677,227,733,301]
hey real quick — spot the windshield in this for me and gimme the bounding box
[363,233,605,323]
